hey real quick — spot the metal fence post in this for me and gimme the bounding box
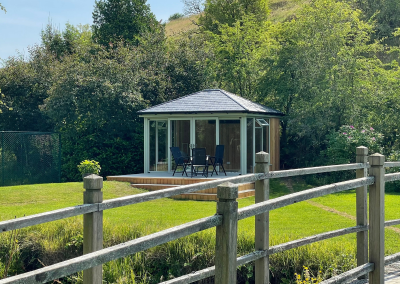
[215,182,238,284]
[356,146,368,276]
[83,174,103,284]
[368,153,385,284]
[255,151,270,284]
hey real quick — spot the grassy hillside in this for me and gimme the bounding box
[165,0,307,35]
[165,14,200,36]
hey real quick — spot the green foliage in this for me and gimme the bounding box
[347,0,400,44]
[41,23,92,59]
[168,13,184,21]
[204,15,273,98]
[77,160,101,175]
[3,0,400,179]
[325,125,383,164]
[92,0,159,46]
[259,0,393,168]
[41,43,146,180]
[199,0,269,33]
[0,3,5,13]
[0,53,54,131]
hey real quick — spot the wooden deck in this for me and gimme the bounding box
[106,172,255,201]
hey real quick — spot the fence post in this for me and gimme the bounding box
[83,174,103,284]
[356,146,368,276]
[255,151,270,284]
[215,182,238,284]
[368,153,385,284]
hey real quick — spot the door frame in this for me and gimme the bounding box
[168,117,218,173]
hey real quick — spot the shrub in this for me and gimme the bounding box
[168,13,184,21]
[325,125,383,165]
[77,160,101,175]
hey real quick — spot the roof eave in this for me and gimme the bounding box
[138,110,284,116]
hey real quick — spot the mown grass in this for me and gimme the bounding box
[1,179,399,283]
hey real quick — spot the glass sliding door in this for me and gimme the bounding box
[149,120,168,171]
[171,120,191,156]
[170,120,191,172]
[195,120,216,156]
[219,120,240,172]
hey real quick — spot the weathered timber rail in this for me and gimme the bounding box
[1,146,400,284]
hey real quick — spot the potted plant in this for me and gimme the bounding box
[77,160,101,180]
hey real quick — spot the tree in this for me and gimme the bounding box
[92,0,159,46]
[259,0,385,168]
[204,15,272,98]
[199,0,268,33]
[41,23,93,59]
[42,44,146,180]
[168,13,184,21]
[0,46,55,131]
[0,3,5,12]
[182,0,204,15]
[347,0,400,44]
[136,28,213,104]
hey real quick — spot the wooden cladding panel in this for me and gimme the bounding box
[269,118,280,171]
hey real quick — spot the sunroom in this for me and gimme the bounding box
[138,89,284,176]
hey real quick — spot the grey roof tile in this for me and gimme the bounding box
[138,89,284,116]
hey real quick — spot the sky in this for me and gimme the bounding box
[0,0,184,62]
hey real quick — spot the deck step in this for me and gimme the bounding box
[131,184,179,191]
[125,178,255,201]
[172,189,255,201]
[132,182,254,193]
[107,175,215,185]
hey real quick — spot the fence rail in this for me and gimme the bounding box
[1,147,400,284]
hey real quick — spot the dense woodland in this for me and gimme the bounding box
[1,0,400,181]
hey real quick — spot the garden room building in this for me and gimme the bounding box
[138,89,284,176]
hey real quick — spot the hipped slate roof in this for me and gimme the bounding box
[138,89,284,116]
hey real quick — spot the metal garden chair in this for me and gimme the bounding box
[170,147,190,176]
[190,148,209,178]
[210,145,226,176]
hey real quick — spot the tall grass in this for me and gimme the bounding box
[0,218,357,284]
[1,180,399,283]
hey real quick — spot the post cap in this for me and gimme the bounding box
[83,174,103,190]
[255,152,269,163]
[356,146,368,156]
[217,182,238,200]
[369,153,385,166]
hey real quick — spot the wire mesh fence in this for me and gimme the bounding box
[0,131,61,186]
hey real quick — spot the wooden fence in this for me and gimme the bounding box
[1,146,400,284]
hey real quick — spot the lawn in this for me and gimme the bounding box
[1,179,399,283]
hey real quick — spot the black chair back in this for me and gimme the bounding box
[215,145,225,163]
[192,148,207,165]
[170,147,183,164]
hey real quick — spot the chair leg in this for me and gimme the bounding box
[220,163,227,176]
[182,164,188,177]
[172,164,178,176]
[211,164,217,176]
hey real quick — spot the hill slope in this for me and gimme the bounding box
[165,0,307,35]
